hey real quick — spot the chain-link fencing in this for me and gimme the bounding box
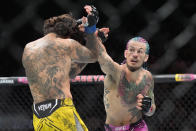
[0,79,195,131]
[0,0,196,130]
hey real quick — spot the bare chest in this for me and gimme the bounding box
[117,74,147,105]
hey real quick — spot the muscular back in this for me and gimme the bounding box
[22,34,73,103]
[22,33,97,103]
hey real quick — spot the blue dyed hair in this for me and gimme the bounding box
[122,37,150,69]
[126,36,150,54]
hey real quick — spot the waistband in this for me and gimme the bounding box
[105,119,143,131]
[33,98,74,106]
[33,98,74,118]
[59,98,74,106]
[130,119,143,127]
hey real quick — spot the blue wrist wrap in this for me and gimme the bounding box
[85,25,96,34]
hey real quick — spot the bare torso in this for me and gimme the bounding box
[22,34,73,104]
[104,65,151,126]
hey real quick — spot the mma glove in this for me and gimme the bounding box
[141,96,152,114]
[84,5,99,34]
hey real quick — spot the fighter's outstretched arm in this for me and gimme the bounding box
[97,39,120,77]
[69,28,109,78]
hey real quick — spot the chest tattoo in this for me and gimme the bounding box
[118,72,146,105]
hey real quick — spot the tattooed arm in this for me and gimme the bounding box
[68,37,95,78]
[68,35,93,78]
[69,62,87,79]
[146,72,156,116]
[69,28,110,78]
[137,72,156,116]
[97,40,120,77]
[145,74,156,116]
[69,34,99,63]
[68,33,100,78]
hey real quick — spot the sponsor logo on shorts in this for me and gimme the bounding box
[38,103,52,111]
[114,126,129,131]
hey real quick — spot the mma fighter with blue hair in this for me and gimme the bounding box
[97,36,156,131]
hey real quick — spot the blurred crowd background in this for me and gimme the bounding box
[0,0,195,131]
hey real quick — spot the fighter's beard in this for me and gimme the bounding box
[126,63,141,72]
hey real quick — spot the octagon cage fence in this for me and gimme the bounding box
[0,74,195,131]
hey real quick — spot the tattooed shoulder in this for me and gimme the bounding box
[144,70,154,96]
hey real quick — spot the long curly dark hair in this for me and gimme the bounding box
[43,14,86,45]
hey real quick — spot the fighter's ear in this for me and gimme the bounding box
[144,54,149,62]
[124,50,128,58]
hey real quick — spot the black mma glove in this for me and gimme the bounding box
[97,30,107,43]
[86,5,99,27]
[76,5,99,27]
[141,96,152,114]
[84,5,99,34]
